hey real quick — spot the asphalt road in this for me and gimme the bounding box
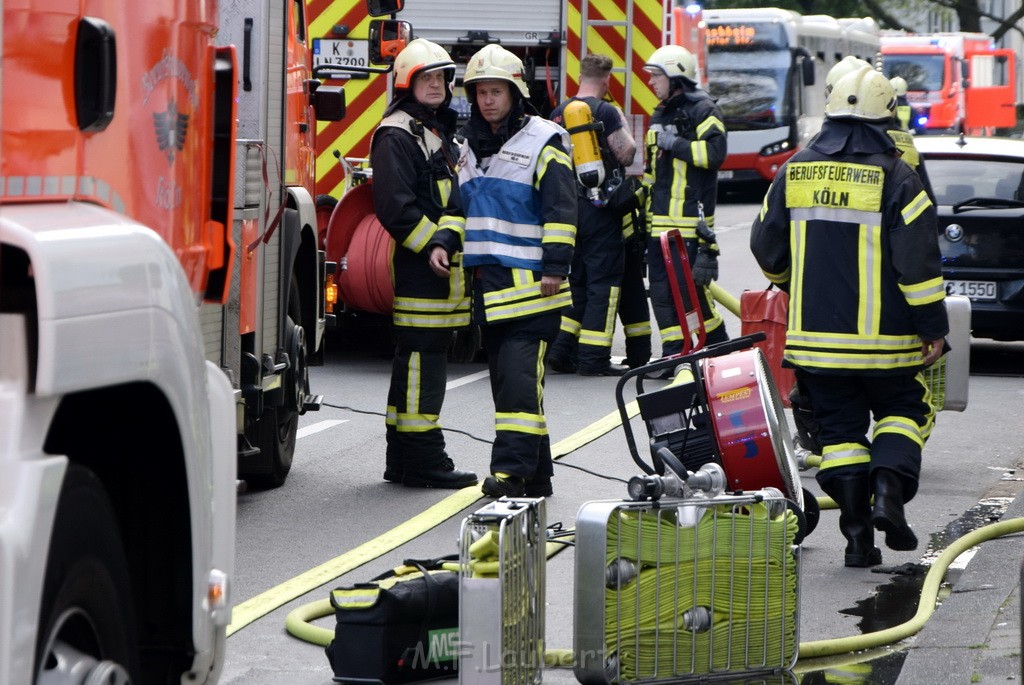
[220,197,1024,685]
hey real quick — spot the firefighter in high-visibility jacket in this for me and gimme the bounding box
[370,39,478,489]
[642,45,729,357]
[751,66,949,568]
[457,45,577,498]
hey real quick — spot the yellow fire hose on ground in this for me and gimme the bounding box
[285,516,1024,671]
[286,283,1016,670]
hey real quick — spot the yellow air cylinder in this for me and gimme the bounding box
[564,99,605,197]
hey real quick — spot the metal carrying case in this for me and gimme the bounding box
[458,498,546,685]
[574,487,800,684]
[924,295,971,412]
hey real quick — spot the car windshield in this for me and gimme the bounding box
[925,157,1024,204]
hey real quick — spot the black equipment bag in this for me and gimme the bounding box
[325,556,460,684]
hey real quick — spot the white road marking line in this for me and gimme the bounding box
[446,369,489,390]
[296,420,348,439]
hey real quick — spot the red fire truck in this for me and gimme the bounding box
[881,32,1017,135]
[0,0,363,682]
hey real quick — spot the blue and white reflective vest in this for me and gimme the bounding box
[460,116,570,271]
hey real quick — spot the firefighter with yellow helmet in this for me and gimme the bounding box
[457,44,577,498]
[369,38,477,489]
[642,44,729,359]
[751,66,949,568]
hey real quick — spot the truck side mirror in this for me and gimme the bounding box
[367,0,404,18]
[369,19,412,65]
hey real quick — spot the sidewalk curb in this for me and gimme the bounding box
[896,493,1024,684]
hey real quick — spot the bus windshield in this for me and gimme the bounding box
[883,55,946,92]
[706,48,792,129]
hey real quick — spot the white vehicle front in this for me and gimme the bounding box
[0,204,236,685]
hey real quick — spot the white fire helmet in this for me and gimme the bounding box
[643,45,698,84]
[463,44,530,100]
[825,66,897,121]
[392,38,455,90]
[890,76,909,97]
[825,55,872,98]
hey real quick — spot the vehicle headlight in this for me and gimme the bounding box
[760,140,791,157]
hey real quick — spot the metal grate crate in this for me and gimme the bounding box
[922,295,971,412]
[458,498,546,685]
[575,490,800,684]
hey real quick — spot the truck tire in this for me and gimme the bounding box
[35,465,139,685]
[315,194,337,250]
[249,277,305,488]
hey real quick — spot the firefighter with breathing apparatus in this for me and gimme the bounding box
[457,44,577,498]
[547,53,643,376]
[642,45,729,361]
[369,38,478,489]
[751,66,948,568]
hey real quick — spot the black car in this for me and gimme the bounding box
[915,135,1024,341]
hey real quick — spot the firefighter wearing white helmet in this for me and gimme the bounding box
[457,44,577,498]
[890,76,913,130]
[752,63,948,569]
[642,44,730,360]
[369,38,478,489]
[829,65,936,199]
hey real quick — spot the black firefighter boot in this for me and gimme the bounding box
[872,468,918,551]
[821,473,882,568]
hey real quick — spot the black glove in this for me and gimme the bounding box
[691,246,719,287]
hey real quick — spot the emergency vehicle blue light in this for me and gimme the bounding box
[917,115,928,126]
[685,3,702,14]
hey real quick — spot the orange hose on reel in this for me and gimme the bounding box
[325,182,395,315]
[338,213,394,314]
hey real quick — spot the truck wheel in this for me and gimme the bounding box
[250,277,305,488]
[315,194,337,250]
[36,465,139,685]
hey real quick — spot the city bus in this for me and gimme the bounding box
[703,8,880,183]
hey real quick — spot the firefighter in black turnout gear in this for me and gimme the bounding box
[751,67,949,567]
[548,53,639,376]
[642,45,729,357]
[370,39,477,489]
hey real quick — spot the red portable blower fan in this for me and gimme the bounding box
[614,228,818,541]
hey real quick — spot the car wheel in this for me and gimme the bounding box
[35,465,139,685]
